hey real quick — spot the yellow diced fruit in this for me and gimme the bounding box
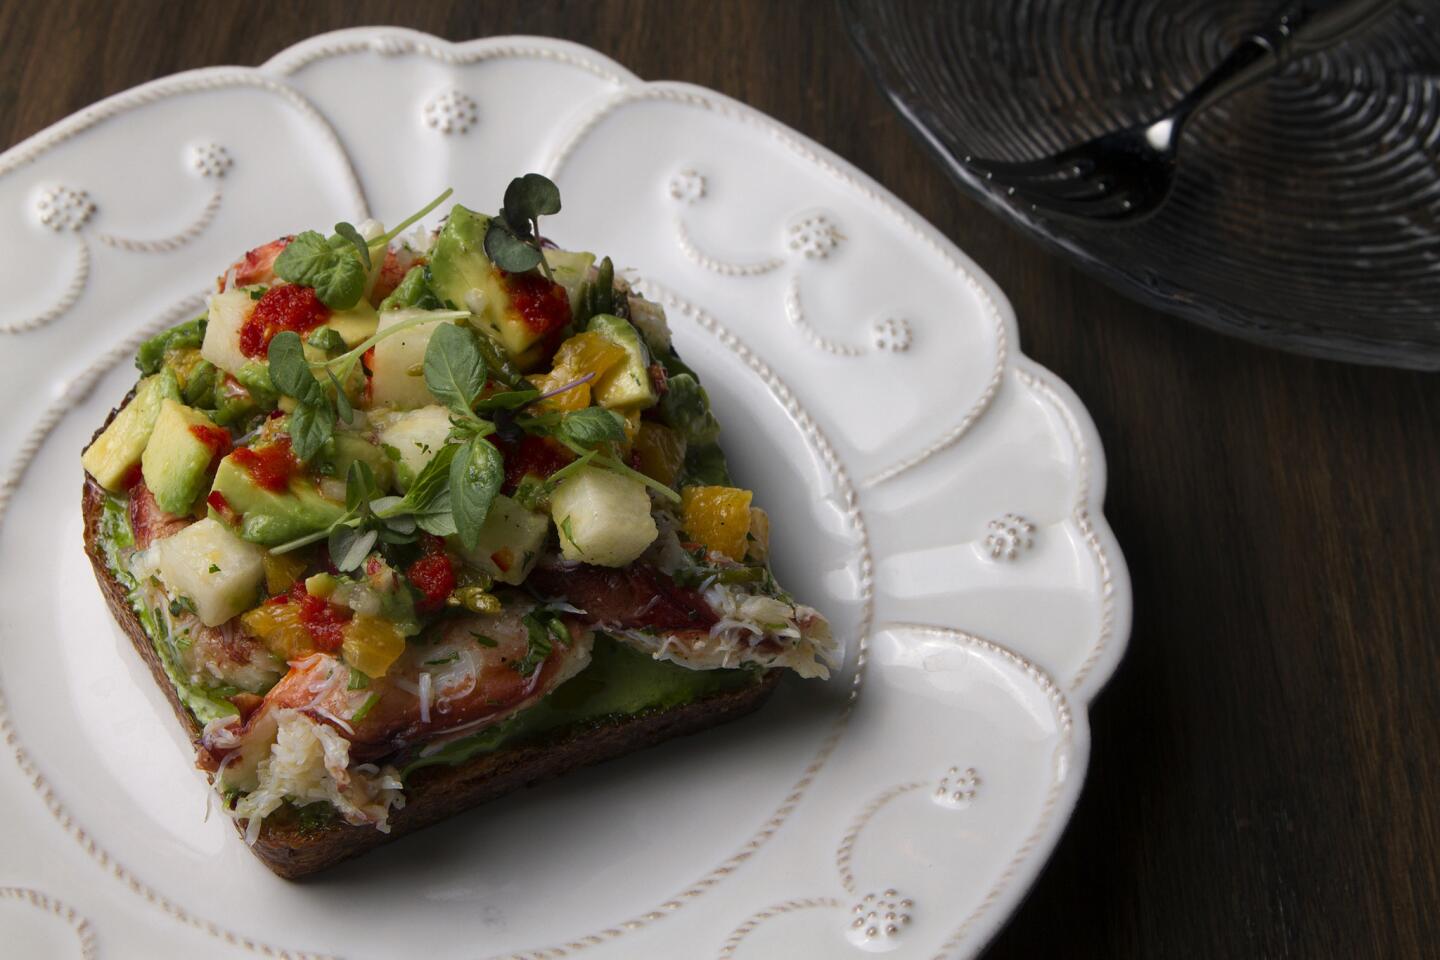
[241,603,315,662]
[680,486,754,561]
[633,422,686,488]
[746,507,771,563]
[262,552,307,595]
[341,614,407,678]
[553,332,628,383]
[527,373,590,413]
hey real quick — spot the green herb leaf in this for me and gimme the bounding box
[558,407,626,447]
[272,230,366,309]
[483,219,543,273]
[502,173,562,222]
[450,437,504,550]
[516,612,556,676]
[266,332,327,407]
[425,653,460,666]
[423,323,487,415]
[208,563,221,574]
[168,595,198,617]
[345,460,378,513]
[474,388,540,412]
[326,369,355,424]
[559,515,580,554]
[333,222,373,271]
[288,401,333,462]
[472,633,498,647]
[348,668,371,690]
[330,524,377,572]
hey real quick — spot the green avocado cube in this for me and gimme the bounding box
[209,454,345,546]
[428,204,548,364]
[82,370,180,491]
[586,314,659,411]
[141,400,225,515]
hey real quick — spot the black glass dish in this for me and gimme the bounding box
[843,0,1440,369]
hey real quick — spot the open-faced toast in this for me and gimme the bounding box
[79,179,834,878]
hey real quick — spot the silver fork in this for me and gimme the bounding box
[965,0,1404,223]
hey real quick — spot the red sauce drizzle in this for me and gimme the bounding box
[496,435,572,493]
[406,534,456,613]
[230,438,296,492]
[207,490,240,526]
[502,271,571,337]
[188,423,232,467]
[239,284,331,358]
[296,592,352,653]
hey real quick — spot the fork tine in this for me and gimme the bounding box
[1006,185,1145,221]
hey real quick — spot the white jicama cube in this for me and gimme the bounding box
[156,517,265,626]
[550,466,657,568]
[201,289,257,377]
[369,310,451,409]
[375,405,453,492]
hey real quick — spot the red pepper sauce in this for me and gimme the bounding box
[502,271,571,338]
[495,435,573,493]
[230,437,296,492]
[406,534,456,613]
[239,283,331,358]
[188,423,232,468]
[296,592,351,653]
[206,490,240,526]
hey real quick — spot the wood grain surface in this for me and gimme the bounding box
[4,1,1437,956]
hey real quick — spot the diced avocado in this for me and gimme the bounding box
[141,400,226,515]
[379,264,444,312]
[428,204,548,362]
[448,495,550,585]
[550,466,657,567]
[368,309,453,409]
[155,517,265,626]
[544,249,596,316]
[135,314,206,376]
[586,314,659,411]
[210,455,345,546]
[82,370,181,491]
[325,300,378,348]
[375,406,453,492]
[200,289,256,377]
[321,432,394,491]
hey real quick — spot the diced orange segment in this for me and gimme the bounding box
[341,613,407,678]
[680,485,754,561]
[526,373,590,413]
[552,332,627,382]
[634,422,686,488]
[262,551,307,595]
[241,602,314,661]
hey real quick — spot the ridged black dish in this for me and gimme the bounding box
[843,0,1440,368]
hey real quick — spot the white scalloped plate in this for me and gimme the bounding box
[0,29,1130,960]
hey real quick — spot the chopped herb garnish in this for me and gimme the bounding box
[347,668,371,690]
[425,653,460,666]
[168,595,198,617]
[208,563,221,574]
[472,633,498,648]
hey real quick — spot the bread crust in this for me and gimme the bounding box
[81,461,779,880]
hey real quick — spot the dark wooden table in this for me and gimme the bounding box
[5,2,1437,956]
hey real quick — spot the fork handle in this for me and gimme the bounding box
[1180,0,1403,116]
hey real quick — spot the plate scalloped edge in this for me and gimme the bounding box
[0,27,1131,960]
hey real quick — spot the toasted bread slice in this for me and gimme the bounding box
[82,471,779,879]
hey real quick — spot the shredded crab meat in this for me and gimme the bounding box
[229,710,404,844]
